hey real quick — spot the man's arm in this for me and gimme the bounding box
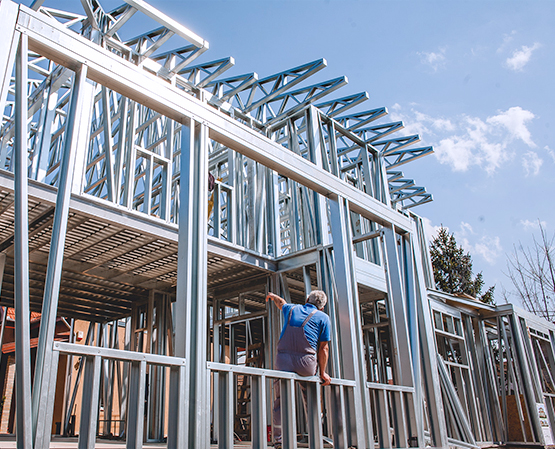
[317,341,331,386]
[266,292,287,310]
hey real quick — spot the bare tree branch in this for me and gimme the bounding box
[505,221,555,323]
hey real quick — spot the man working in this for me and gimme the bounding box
[266,290,332,448]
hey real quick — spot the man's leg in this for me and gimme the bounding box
[300,381,309,420]
[272,379,282,444]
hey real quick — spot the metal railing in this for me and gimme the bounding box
[366,381,418,449]
[52,341,362,449]
[208,361,358,449]
[52,341,186,449]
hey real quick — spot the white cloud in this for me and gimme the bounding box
[432,115,508,174]
[472,236,502,264]
[520,219,547,231]
[459,235,502,265]
[432,117,456,132]
[545,146,555,163]
[422,217,443,242]
[390,105,537,174]
[434,135,478,172]
[522,151,543,176]
[505,42,541,71]
[497,31,517,54]
[486,106,536,147]
[418,47,447,72]
[459,222,474,235]
[413,110,455,132]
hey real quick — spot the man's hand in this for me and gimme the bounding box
[320,372,331,386]
[266,292,286,310]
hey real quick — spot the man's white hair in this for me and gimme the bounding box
[307,290,327,310]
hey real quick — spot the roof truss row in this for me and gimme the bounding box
[11,3,431,232]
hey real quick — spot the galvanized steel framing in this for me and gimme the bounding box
[0,1,553,449]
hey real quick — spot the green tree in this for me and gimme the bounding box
[430,226,495,304]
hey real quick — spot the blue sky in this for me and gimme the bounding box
[28,1,555,306]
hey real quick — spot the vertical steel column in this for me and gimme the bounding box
[463,315,493,442]
[211,299,221,439]
[280,378,298,449]
[255,162,267,253]
[101,86,116,202]
[475,319,505,441]
[375,389,393,448]
[306,381,324,449]
[290,179,301,252]
[381,228,415,387]
[411,225,449,449]
[330,384,348,449]
[33,65,95,449]
[251,374,268,449]
[0,1,19,123]
[126,359,147,449]
[120,317,132,429]
[78,354,102,449]
[328,195,368,448]
[360,146,374,197]
[381,227,417,445]
[246,159,258,251]
[402,228,425,445]
[144,294,154,437]
[104,323,117,436]
[167,364,187,447]
[322,249,341,377]
[267,166,280,257]
[115,97,129,204]
[154,296,167,440]
[61,318,75,435]
[13,31,33,449]
[307,106,330,246]
[218,370,234,448]
[31,69,66,182]
[509,313,545,443]
[173,119,209,448]
[123,101,138,208]
[64,323,94,436]
[519,317,546,420]
[161,118,174,221]
[231,150,242,246]
[376,153,391,206]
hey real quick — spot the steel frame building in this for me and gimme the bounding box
[0,1,554,448]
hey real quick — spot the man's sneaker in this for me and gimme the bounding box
[274,443,282,449]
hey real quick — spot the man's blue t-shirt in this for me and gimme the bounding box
[280,303,331,351]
